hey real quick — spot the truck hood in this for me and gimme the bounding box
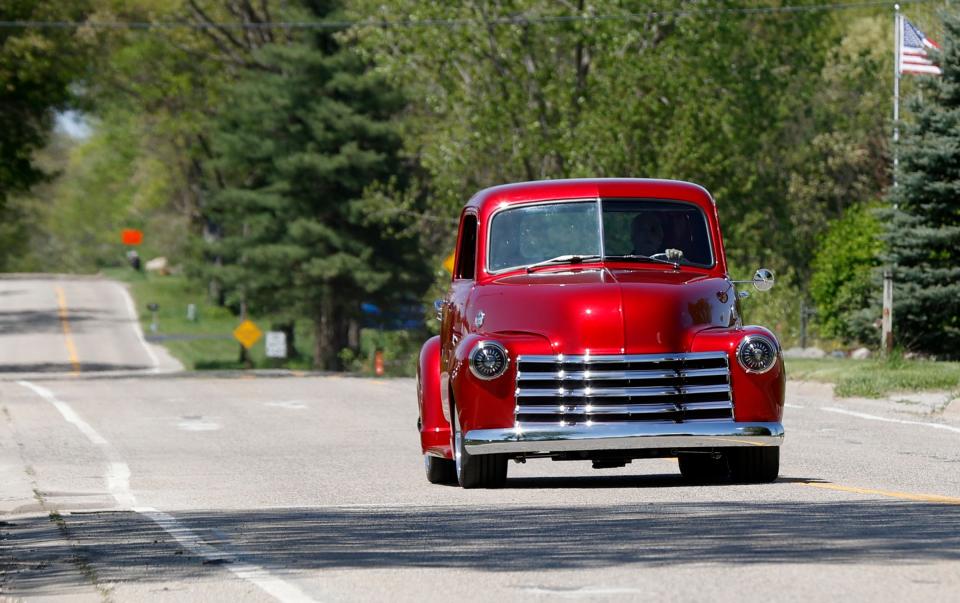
[468,268,735,355]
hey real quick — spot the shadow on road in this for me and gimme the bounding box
[0,363,150,373]
[3,498,960,594]
[0,309,115,336]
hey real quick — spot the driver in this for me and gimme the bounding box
[630,213,665,256]
[630,212,684,261]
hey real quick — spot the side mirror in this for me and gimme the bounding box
[753,268,775,292]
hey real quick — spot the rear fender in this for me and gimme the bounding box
[418,336,452,459]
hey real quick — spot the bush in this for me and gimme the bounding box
[809,202,882,345]
[339,328,427,377]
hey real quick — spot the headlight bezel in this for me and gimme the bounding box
[736,334,779,374]
[468,340,510,380]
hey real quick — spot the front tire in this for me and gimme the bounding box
[424,455,457,484]
[728,447,779,483]
[452,400,507,489]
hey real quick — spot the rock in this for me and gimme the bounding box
[783,346,826,359]
[830,350,846,358]
[145,256,169,274]
[851,347,871,360]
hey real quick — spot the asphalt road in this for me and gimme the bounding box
[2,276,959,602]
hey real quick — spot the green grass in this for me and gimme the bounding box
[103,267,317,371]
[103,267,424,375]
[785,356,960,398]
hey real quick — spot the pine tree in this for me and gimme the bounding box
[204,6,425,369]
[887,12,960,357]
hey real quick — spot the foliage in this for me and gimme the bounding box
[0,0,94,267]
[809,202,883,345]
[339,328,425,377]
[885,10,960,357]
[203,17,427,369]
[10,1,955,367]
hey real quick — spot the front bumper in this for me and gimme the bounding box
[464,421,784,455]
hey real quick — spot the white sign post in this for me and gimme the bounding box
[265,331,287,359]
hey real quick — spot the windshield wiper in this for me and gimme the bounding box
[605,254,681,270]
[526,254,601,273]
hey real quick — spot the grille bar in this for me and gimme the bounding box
[515,352,732,425]
[516,384,731,398]
[516,367,729,381]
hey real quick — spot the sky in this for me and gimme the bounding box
[55,110,93,139]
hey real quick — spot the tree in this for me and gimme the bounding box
[886,11,960,356]
[810,203,882,345]
[0,1,93,266]
[205,14,426,369]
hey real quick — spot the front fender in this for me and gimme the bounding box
[418,336,451,458]
[690,326,785,422]
[450,332,552,434]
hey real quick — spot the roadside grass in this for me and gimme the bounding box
[102,268,316,371]
[103,267,423,375]
[785,356,960,398]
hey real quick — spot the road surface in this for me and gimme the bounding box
[1,276,959,602]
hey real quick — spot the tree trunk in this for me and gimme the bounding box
[282,322,298,358]
[314,293,336,370]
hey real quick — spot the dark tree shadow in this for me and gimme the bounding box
[0,309,116,336]
[0,363,151,374]
[3,499,959,596]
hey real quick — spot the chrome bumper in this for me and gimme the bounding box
[464,421,784,455]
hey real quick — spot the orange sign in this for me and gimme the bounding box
[121,229,143,246]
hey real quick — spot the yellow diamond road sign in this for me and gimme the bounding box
[442,251,456,274]
[233,319,263,349]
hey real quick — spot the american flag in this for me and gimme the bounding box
[899,16,941,76]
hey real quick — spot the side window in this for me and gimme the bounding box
[455,214,477,280]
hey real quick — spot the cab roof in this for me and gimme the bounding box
[465,178,715,216]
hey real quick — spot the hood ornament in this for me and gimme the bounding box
[475,310,485,329]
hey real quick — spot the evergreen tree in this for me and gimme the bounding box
[887,12,960,356]
[204,5,425,369]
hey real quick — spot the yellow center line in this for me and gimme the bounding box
[55,286,81,376]
[799,481,960,505]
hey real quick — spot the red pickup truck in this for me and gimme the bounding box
[418,179,784,488]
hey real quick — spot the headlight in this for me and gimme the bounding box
[736,335,778,374]
[469,341,509,380]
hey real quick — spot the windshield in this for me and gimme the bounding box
[487,199,714,272]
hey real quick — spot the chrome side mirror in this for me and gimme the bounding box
[753,268,775,292]
[434,299,445,321]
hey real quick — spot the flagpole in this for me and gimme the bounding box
[884,4,901,357]
[893,4,901,189]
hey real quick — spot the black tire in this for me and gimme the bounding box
[424,455,457,484]
[451,400,508,489]
[728,447,780,483]
[678,452,729,483]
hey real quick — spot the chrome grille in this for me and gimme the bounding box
[515,352,732,425]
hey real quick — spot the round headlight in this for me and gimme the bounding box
[469,341,509,380]
[736,335,778,374]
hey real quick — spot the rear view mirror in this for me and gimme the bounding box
[753,268,775,292]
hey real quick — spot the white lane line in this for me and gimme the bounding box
[17,380,317,603]
[784,403,805,409]
[107,461,137,508]
[18,381,108,446]
[824,406,960,434]
[131,507,313,602]
[116,282,161,373]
